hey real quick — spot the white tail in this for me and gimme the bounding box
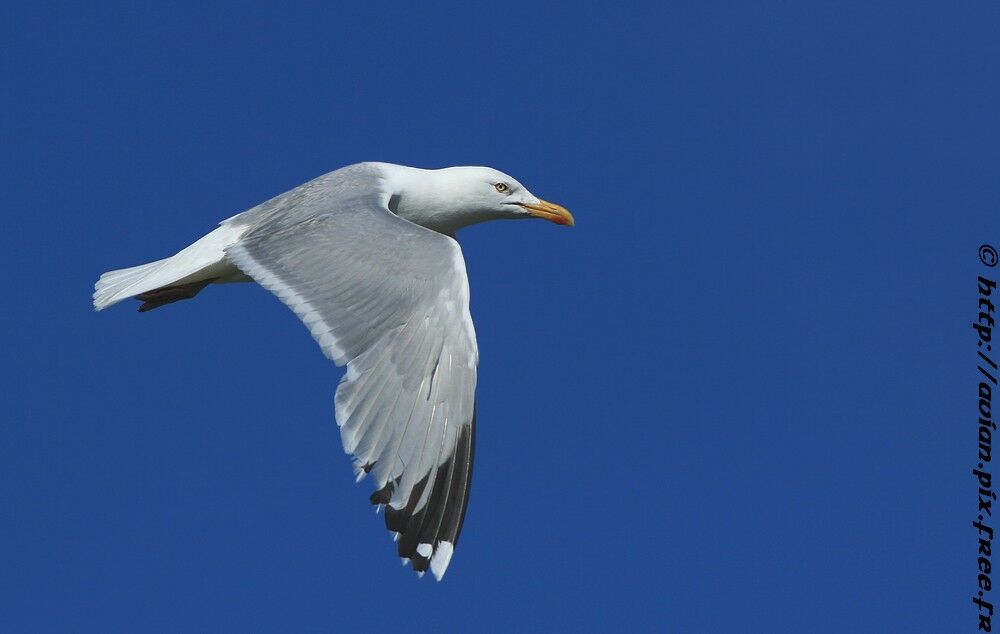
[93,221,251,311]
[93,258,173,310]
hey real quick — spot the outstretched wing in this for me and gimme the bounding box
[226,170,477,580]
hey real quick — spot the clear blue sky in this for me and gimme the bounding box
[2,2,998,632]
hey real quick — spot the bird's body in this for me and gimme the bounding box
[93,162,573,580]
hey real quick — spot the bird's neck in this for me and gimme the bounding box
[375,163,497,236]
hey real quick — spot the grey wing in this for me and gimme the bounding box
[226,184,477,580]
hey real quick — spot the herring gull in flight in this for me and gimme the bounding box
[92,162,574,580]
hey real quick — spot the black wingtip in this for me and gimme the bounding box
[369,413,476,578]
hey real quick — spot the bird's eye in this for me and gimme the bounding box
[494,182,509,193]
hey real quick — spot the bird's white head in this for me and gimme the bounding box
[378,164,575,236]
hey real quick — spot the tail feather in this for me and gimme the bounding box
[92,221,251,312]
[93,258,173,311]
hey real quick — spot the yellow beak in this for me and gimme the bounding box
[517,199,575,226]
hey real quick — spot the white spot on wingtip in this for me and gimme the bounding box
[416,571,425,579]
[430,541,454,581]
[400,557,410,567]
[416,543,433,558]
[392,532,400,542]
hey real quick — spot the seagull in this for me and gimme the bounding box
[93,162,574,580]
